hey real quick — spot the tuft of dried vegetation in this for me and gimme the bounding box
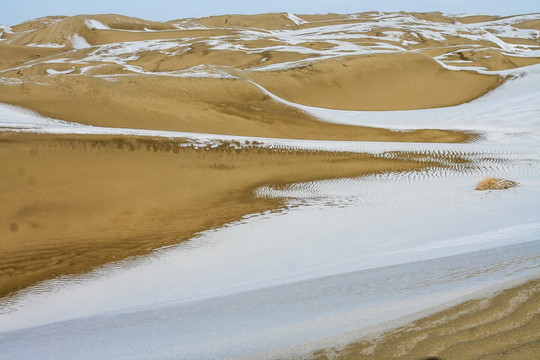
[476,176,517,190]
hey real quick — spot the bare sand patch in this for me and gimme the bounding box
[249,52,502,111]
[0,76,474,143]
[454,15,502,24]
[296,42,338,51]
[89,14,178,31]
[91,28,239,44]
[0,44,63,69]
[410,12,456,24]
[297,13,353,22]
[514,19,540,30]
[10,16,68,33]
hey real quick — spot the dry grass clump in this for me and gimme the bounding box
[476,176,517,190]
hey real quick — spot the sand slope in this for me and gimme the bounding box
[249,52,501,110]
[303,279,540,360]
[0,75,472,142]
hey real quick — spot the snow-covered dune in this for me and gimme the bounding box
[1,11,539,360]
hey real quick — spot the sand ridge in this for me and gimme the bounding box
[0,74,474,143]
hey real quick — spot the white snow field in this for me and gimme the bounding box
[1,17,540,359]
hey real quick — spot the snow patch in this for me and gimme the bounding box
[46,68,74,75]
[0,24,13,37]
[286,13,306,26]
[26,42,65,48]
[84,18,110,30]
[69,33,91,49]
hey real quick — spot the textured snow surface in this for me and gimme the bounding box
[84,19,110,30]
[69,33,91,49]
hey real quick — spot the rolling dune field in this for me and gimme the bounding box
[1,10,539,360]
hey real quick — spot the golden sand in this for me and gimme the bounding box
[0,76,474,143]
[0,133,448,297]
[301,278,540,360]
[1,10,538,147]
[248,52,501,110]
[1,10,539,358]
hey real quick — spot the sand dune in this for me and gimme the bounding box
[0,44,62,68]
[454,15,502,24]
[181,12,303,30]
[4,14,178,48]
[249,52,501,110]
[0,75,472,143]
[1,11,538,123]
[515,18,540,30]
[1,10,540,360]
